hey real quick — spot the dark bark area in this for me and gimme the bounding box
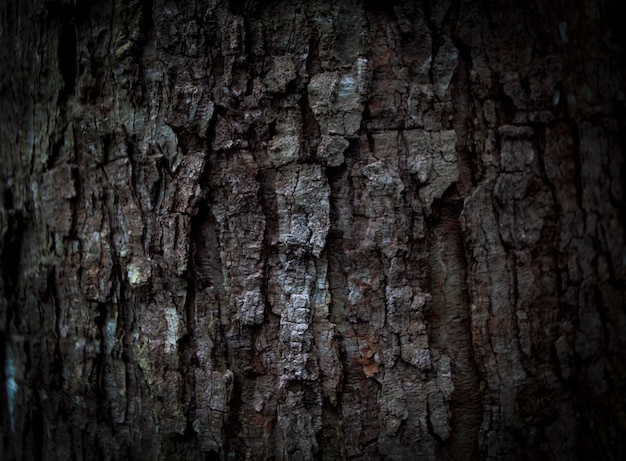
[1,0,625,459]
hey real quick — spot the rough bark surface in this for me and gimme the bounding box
[1,0,625,460]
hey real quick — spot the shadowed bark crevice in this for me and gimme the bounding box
[427,194,482,461]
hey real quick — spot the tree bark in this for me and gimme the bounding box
[1,0,625,459]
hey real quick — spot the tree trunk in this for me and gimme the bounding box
[1,0,625,459]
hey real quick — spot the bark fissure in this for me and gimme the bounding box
[428,196,482,460]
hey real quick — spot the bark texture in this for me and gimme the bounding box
[1,0,625,459]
